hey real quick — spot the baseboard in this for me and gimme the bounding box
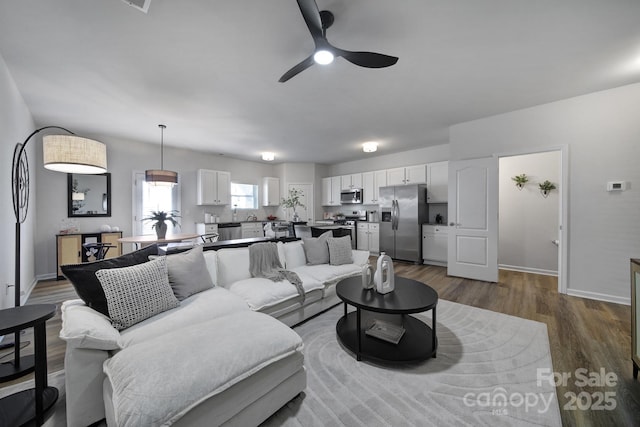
[36,273,57,281]
[21,277,40,305]
[423,260,446,267]
[566,289,630,306]
[499,264,558,277]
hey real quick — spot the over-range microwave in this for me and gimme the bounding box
[340,188,363,204]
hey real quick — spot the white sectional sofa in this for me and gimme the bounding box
[60,239,369,426]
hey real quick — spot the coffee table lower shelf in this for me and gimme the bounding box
[336,311,437,363]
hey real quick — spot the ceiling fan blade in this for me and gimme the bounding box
[279,55,316,83]
[337,50,399,68]
[296,0,323,40]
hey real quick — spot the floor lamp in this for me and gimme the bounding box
[10,126,107,364]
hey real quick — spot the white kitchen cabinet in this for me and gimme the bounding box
[357,222,379,253]
[262,177,280,206]
[197,169,230,205]
[321,176,341,206]
[422,224,448,265]
[386,165,427,186]
[362,170,387,204]
[340,173,363,190]
[241,222,263,238]
[426,161,449,203]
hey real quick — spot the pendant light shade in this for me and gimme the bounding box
[43,135,107,174]
[146,124,178,186]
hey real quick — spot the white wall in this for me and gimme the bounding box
[451,83,640,304]
[35,135,279,278]
[499,152,560,275]
[0,53,36,308]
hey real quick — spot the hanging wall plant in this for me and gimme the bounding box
[539,180,556,198]
[511,174,529,190]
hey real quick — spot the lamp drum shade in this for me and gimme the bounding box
[145,169,178,186]
[43,135,107,174]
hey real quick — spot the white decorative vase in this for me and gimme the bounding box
[374,252,395,294]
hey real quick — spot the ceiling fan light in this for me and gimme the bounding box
[262,152,275,161]
[362,142,378,153]
[314,50,334,65]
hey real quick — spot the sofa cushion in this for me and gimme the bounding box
[61,244,158,317]
[202,250,218,286]
[103,311,303,426]
[216,247,251,288]
[283,241,306,269]
[327,236,354,265]
[120,287,249,347]
[228,275,324,311]
[302,231,332,265]
[166,245,214,300]
[292,263,363,286]
[95,257,180,330]
[59,300,122,350]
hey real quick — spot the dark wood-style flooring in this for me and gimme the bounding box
[1,263,639,426]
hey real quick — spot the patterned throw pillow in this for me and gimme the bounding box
[327,236,353,266]
[95,257,179,330]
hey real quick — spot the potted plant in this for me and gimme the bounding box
[538,180,556,198]
[143,210,180,239]
[511,174,529,190]
[281,188,305,222]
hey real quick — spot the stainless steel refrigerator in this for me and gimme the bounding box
[379,184,428,263]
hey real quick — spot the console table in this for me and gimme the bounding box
[336,276,438,363]
[0,304,58,426]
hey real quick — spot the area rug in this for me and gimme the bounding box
[263,300,562,426]
[0,300,561,426]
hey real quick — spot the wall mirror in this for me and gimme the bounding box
[68,173,111,217]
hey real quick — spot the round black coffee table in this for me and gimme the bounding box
[336,275,438,363]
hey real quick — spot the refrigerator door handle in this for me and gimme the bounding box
[392,199,398,230]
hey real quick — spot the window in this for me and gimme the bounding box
[231,182,258,209]
[133,172,181,235]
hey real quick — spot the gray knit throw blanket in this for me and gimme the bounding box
[249,242,305,304]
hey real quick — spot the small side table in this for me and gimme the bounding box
[0,304,58,426]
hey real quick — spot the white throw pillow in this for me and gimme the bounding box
[95,257,180,330]
[283,241,307,269]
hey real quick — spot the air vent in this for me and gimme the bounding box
[121,0,151,13]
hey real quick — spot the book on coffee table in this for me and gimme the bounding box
[365,319,406,345]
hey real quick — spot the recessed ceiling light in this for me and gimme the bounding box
[262,152,275,161]
[362,142,378,153]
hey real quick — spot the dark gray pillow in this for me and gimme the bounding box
[166,245,214,300]
[61,244,159,316]
[95,257,180,330]
[302,231,332,265]
[327,236,353,265]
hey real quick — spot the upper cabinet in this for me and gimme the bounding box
[426,161,449,203]
[262,177,280,207]
[362,170,387,204]
[196,169,230,205]
[340,173,363,190]
[386,164,427,186]
[321,176,341,206]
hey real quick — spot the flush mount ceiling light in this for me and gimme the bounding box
[362,142,378,153]
[145,124,178,186]
[262,152,275,161]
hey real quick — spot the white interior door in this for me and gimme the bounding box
[287,183,314,222]
[447,157,498,282]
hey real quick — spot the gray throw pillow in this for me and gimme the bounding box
[166,245,215,300]
[95,257,179,330]
[327,236,353,265]
[302,231,332,265]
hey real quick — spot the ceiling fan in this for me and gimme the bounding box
[279,0,399,83]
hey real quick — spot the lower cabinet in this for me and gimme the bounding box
[357,223,379,254]
[56,231,122,278]
[241,222,264,239]
[422,225,448,266]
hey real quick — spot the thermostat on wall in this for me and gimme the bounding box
[607,181,626,191]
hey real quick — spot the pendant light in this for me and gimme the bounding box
[145,124,178,186]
